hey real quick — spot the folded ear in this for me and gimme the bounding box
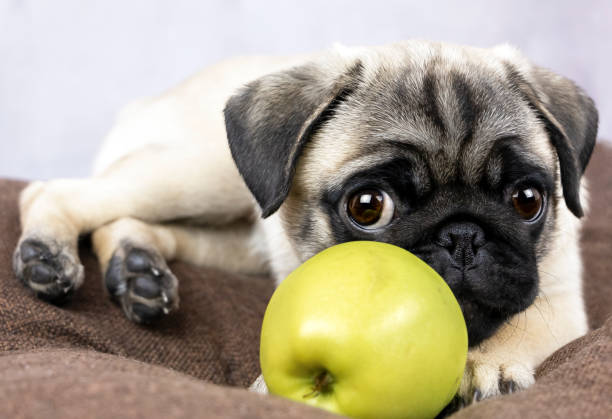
[224,57,363,218]
[504,62,598,218]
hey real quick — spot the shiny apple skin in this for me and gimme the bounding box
[260,241,468,419]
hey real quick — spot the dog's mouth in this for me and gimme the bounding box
[412,243,538,347]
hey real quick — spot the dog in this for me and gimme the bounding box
[13,40,597,406]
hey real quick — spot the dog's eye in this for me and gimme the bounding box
[347,189,395,229]
[512,186,544,221]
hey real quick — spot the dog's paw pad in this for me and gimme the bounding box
[13,238,84,302]
[105,245,178,324]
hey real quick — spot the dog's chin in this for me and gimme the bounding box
[444,267,530,347]
[449,268,538,346]
[456,298,508,346]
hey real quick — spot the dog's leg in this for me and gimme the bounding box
[14,145,254,303]
[458,211,588,404]
[91,216,267,322]
[458,288,587,404]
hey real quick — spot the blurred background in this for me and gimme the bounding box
[1,0,610,180]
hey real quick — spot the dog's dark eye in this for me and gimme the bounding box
[347,189,395,229]
[512,186,544,221]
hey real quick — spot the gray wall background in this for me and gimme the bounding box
[1,0,610,180]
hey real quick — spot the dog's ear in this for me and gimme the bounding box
[504,61,598,218]
[224,57,363,218]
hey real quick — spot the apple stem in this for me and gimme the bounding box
[303,370,334,399]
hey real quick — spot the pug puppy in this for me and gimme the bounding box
[13,41,596,406]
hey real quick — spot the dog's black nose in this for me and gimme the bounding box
[437,222,485,267]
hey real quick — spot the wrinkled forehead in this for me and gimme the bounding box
[299,43,555,191]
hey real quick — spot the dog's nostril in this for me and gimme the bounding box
[437,222,485,267]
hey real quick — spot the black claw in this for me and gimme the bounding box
[472,389,483,403]
[499,379,518,394]
[132,275,161,298]
[56,276,73,288]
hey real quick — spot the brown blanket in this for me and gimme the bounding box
[1,143,611,418]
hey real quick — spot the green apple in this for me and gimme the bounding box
[260,241,467,419]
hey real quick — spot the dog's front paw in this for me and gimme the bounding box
[105,243,179,324]
[13,237,84,302]
[458,350,535,403]
[249,374,269,394]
